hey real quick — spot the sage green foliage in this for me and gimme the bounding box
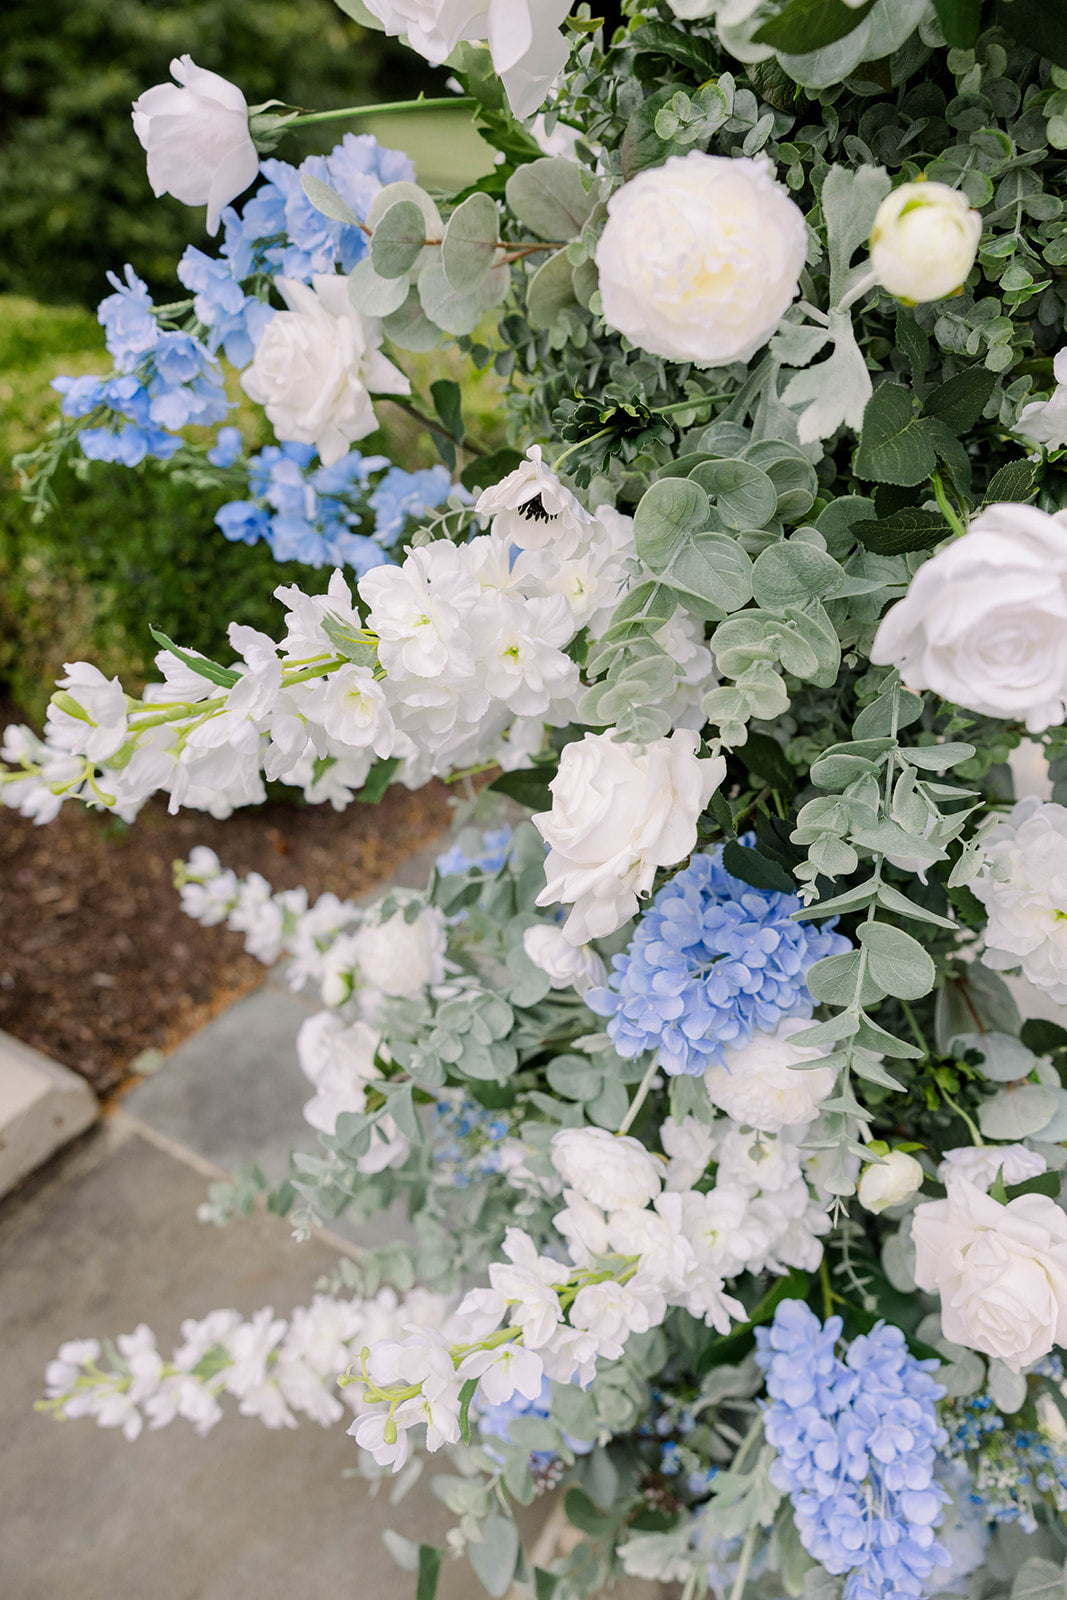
[0,0,433,308]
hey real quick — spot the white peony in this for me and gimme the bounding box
[972,798,1067,1001]
[703,1019,838,1133]
[911,1175,1067,1370]
[534,729,726,944]
[870,502,1067,733]
[594,153,807,367]
[522,924,607,994]
[1016,348,1067,450]
[856,1150,924,1214]
[361,0,571,119]
[346,897,449,1002]
[939,1143,1048,1193]
[240,275,410,467]
[870,180,982,305]
[131,55,259,234]
[550,1127,663,1212]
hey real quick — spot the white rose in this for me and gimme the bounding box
[361,0,489,61]
[534,729,726,944]
[594,153,807,367]
[703,1019,838,1133]
[939,1143,1048,1193]
[131,56,259,235]
[550,1127,663,1212]
[870,503,1067,733]
[972,798,1067,1001]
[911,1176,1067,1370]
[240,275,410,467]
[870,180,981,304]
[857,1150,924,1214]
[522,924,607,994]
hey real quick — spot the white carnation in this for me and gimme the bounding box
[972,798,1067,1001]
[703,1019,838,1133]
[870,502,1067,733]
[550,1127,663,1211]
[595,152,807,367]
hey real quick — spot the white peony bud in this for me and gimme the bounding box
[857,1150,924,1214]
[869,180,981,305]
[131,56,259,235]
[594,152,807,368]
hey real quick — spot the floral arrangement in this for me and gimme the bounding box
[16,0,1067,1595]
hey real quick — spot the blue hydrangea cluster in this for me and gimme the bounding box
[754,1300,949,1600]
[941,1378,1067,1532]
[586,843,850,1075]
[53,267,228,465]
[435,827,514,878]
[214,443,460,571]
[429,1094,509,1188]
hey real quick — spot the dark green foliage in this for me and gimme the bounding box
[0,0,437,308]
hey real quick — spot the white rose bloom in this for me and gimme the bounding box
[1016,349,1067,450]
[240,275,410,467]
[971,798,1067,1000]
[550,1127,663,1211]
[594,153,807,367]
[870,180,982,304]
[131,55,259,234]
[857,1150,925,1214]
[912,1176,1067,1370]
[522,924,607,994]
[939,1143,1048,1193]
[703,1019,838,1133]
[870,502,1067,733]
[534,729,726,944]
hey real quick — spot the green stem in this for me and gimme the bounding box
[552,426,614,472]
[728,1526,758,1600]
[939,1083,985,1146]
[617,1057,659,1136]
[819,1254,836,1321]
[931,469,967,539]
[898,997,930,1059]
[380,395,485,458]
[285,96,476,129]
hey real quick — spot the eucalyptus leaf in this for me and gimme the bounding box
[505,157,596,242]
[979,1084,1059,1141]
[468,1515,520,1598]
[441,191,499,292]
[857,922,936,999]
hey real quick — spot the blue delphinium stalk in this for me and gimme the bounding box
[585,841,850,1074]
[435,827,514,878]
[754,1299,949,1600]
[369,465,463,547]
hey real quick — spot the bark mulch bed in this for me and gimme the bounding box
[0,782,452,1098]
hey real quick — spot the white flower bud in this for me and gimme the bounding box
[869,180,981,305]
[131,56,259,236]
[857,1150,924,1214]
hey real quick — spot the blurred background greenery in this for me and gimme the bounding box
[0,0,499,721]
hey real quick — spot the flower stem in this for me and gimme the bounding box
[378,395,486,459]
[930,469,968,538]
[899,997,930,1059]
[728,1526,758,1600]
[617,1057,659,1136]
[285,96,476,129]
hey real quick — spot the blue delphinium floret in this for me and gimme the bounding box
[754,1300,949,1600]
[177,246,275,369]
[585,841,850,1074]
[215,441,391,571]
[369,464,462,546]
[478,1375,595,1471]
[435,827,514,878]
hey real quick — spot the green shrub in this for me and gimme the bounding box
[0,0,439,309]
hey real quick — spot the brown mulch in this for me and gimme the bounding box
[0,782,452,1099]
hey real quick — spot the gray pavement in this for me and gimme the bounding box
[0,834,661,1600]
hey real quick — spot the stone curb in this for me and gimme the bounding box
[0,1030,98,1199]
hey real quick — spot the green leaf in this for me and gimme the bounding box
[417,257,486,337]
[751,542,846,609]
[1021,1018,1067,1056]
[525,249,578,331]
[564,1487,616,1539]
[875,883,957,930]
[742,731,795,792]
[984,458,1039,506]
[488,766,556,811]
[441,191,499,292]
[694,1270,810,1375]
[147,626,239,688]
[534,1570,560,1600]
[666,533,754,618]
[857,922,937,999]
[430,379,464,458]
[754,0,877,52]
[931,0,982,45]
[691,458,778,531]
[820,164,892,303]
[898,742,975,770]
[319,611,378,668]
[370,199,427,279]
[995,0,1067,70]
[852,506,948,556]
[1006,1170,1063,1202]
[300,171,363,229]
[722,840,796,894]
[922,366,996,433]
[357,756,401,805]
[854,385,942,487]
[348,256,411,317]
[979,1084,1059,1141]
[1010,1557,1067,1600]
[634,478,710,567]
[631,19,719,76]
[806,949,866,1007]
[505,157,595,242]
[461,447,523,494]
[416,1545,444,1600]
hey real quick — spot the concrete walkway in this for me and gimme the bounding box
[0,837,661,1600]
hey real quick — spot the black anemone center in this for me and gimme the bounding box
[520,494,554,524]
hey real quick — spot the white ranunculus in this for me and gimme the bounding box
[534,729,726,944]
[703,1019,838,1133]
[594,153,807,367]
[131,56,259,235]
[550,1127,663,1212]
[972,798,1067,1001]
[939,1143,1048,1193]
[362,0,570,118]
[1016,349,1067,450]
[870,180,982,305]
[522,924,607,994]
[239,275,410,467]
[870,502,1067,733]
[911,1175,1067,1370]
[857,1150,924,1214]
